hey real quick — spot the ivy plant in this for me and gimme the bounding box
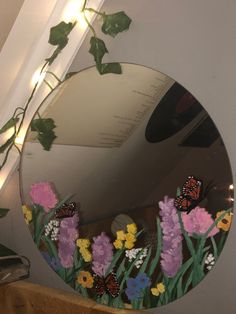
[0,0,132,171]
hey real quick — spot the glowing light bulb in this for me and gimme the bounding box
[14,136,24,146]
[229,184,234,190]
[31,68,46,87]
[15,129,26,146]
[230,197,234,202]
[0,176,5,190]
[76,11,89,30]
[62,0,84,23]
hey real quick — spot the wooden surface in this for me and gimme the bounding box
[0,281,142,314]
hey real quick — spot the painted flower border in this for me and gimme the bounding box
[22,181,233,310]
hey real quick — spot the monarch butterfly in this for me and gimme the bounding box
[56,202,77,219]
[174,175,203,213]
[94,272,119,298]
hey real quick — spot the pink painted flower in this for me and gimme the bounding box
[29,182,58,212]
[182,206,219,237]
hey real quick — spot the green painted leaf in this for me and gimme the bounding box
[102,11,132,37]
[0,118,19,134]
[0,134,15,154]
[89,37,108,65]
[31,118,57,151]
[98,62,122,75]
[0,208,10,218]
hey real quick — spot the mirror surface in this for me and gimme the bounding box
[20,64,234,310]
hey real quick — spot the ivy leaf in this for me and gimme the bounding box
[46,21,75,65]
[97,62,122,75]
[37,131,57,151]
[0,134,15,154]
[0,208,10,218]
[48,21,74,48]
[0,118,19,134]
[101,11,132,37]
[31,118,57,151]
[89,37,108,65]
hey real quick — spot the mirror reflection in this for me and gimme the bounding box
[20,64,233,310]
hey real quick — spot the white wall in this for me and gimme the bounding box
[1,1,236,313]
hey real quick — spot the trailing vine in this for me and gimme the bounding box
[0,1,132,173]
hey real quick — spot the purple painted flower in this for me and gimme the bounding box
[91,232,113,276]
[159,196,183,278]
[182,206,219,237]
[58,214,79,268]
[41,251,61,271]
[29,182,58,212]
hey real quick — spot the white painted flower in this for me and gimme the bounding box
[205,253,215,270]
[125,247,148,268]
[44,220,60,241]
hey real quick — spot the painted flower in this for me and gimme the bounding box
[113,223,138,250]
[125,248,148,269]
[204,253,215,271]
[124,241,135,249]
[41,251,61,271]
[125,287,141,301]
[182,206,219,237]
[80,248,92,262]
[29,182,58,212]
[77,271,94,288]
[44,220,60,241]
[76,239,90,249]
[125,273,150,301]
[116,230,126,240]
[22,205,32,224]
[58,213,79,268]
[113,239,123,250]
[92,232,113,276]
[159,196,183,278]
[77,239,92,262]
[127,223,137,235]
[216,211,233,232]
[135,273,151,289]
[151,282,165,296]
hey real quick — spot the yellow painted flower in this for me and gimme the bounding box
[216,211,233,232]
[125,232,136,243]
[157,283,165,293]
[151,282,165,296]
[77,271,94,288]
[76,238,90,249]
[113,239,123,249]
[80,247,92,262]
[124,240,135,249]
[116,230,126,240]
[127,223,137,235]
[22,205,32,224]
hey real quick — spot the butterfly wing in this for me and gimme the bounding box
[182,175,202,200]
[174,195,193,212]
[56,202,76,219]
[105,272,119,298]
[94,275,106,297]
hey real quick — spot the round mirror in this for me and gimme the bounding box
[20,64,233,310]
